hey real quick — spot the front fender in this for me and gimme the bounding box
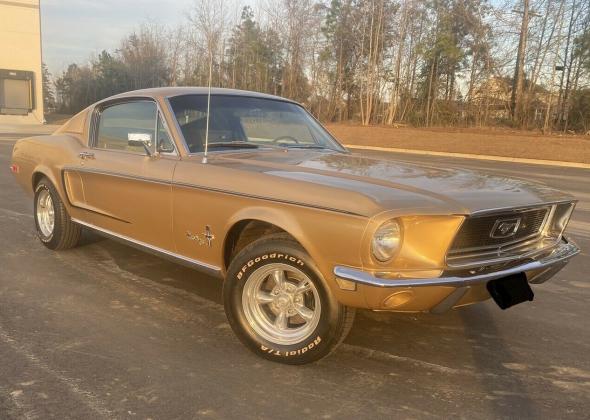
[223,206,310,254]
[222,204,369,306]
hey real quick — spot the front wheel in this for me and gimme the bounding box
[223,234,355,364]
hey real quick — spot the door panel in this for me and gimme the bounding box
[70,99,178,251]
[74,151,177,250]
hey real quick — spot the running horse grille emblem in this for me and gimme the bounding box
[186,225,215,247]
[490,217,521,239]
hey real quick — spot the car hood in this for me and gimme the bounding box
[207,150,572,217]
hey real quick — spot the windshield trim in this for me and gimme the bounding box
[164,94,348,156]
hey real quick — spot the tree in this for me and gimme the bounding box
[94,50,129,99]
[49,0,589,133]
[188,0,227,87]
[568,88,590,132]
[510,0,531,123]
[358,0,396,125]
[275,0,315,102]
[226,6,283,93]
[575,27,590,73]
[119,23,169,90]
[416,0,486,126]
[41,62,55,113]
[322,0,362,121]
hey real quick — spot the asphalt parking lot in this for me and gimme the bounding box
[1,131,589,419]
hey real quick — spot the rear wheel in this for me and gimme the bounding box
[223,234,355,364]
[34,177,81,250]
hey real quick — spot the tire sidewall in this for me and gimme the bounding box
[34,180,62,248]
[224,240,341,364]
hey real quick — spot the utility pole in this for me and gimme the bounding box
[558,0,578,131]
[511,0,530,123]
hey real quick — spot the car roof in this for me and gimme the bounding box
[106,87,299,105]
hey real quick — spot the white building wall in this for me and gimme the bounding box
[0,0,44,125]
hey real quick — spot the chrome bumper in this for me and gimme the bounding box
[334,238,580,289]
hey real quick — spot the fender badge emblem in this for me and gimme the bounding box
[186,225,215,247]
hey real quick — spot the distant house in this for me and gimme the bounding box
[471,76,512,119]
[471,76,558,122]
[0,0,44,125]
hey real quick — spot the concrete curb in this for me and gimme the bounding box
[345,144,590,169]
[0,124,58,133]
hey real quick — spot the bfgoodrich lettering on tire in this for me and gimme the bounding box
[223,233,355,364]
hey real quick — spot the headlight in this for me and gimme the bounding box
[371,219,402,262]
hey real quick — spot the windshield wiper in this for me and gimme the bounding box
[208,141,260,149]
[278,144,328,150]
[207,141,328,151]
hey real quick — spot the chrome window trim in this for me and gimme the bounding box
[164,96,194,156]
[90,97,179,157]
[156,109,178,157]
[71,218,222,278]
[164,94,346,156]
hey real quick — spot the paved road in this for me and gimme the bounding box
[1,134,589,419]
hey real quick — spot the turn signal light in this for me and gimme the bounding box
[9,164,19,174]
[383,290,414,308]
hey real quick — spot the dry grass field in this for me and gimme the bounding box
[326,124,590,164]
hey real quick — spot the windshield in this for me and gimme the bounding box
[168,94,346,154]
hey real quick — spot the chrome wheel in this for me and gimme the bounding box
[36,189,55,238]
[242,263,321,345]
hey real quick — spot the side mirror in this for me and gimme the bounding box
[128,133,153,156]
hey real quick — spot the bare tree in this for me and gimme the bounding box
[511,0,531,123]
[51,0,590,133]
[188,0,227,87]
[543,0,567,133]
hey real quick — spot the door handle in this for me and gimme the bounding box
[79,151,95,160]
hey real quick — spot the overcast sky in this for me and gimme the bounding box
[41,0,195,76]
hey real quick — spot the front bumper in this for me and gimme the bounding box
[333,237,580,312]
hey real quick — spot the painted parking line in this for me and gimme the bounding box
[346,144,590,169]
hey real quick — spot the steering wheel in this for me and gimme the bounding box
[272,135,300,145]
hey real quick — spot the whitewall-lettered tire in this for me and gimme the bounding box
[223,234,355,364]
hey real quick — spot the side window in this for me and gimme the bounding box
[157,113,175,153]
[95,101,157,154]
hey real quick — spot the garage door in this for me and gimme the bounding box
[0,69,34,115]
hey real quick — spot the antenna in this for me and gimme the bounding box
[202,48,213,164]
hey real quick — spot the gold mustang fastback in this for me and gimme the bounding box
[10,87,580,364]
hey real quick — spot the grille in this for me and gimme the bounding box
[449,207,550,256]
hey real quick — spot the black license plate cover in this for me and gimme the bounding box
[486,273,534,310]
